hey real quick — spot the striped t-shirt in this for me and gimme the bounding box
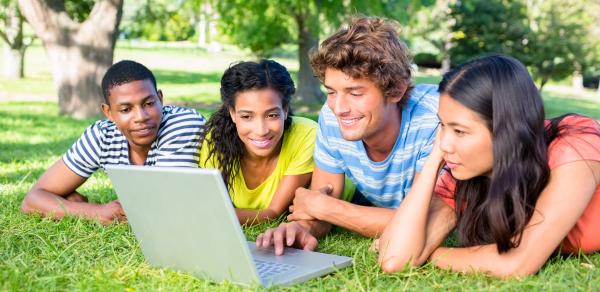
[63,105,206,177]
[314,84,440,208]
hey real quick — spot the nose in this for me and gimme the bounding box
[439,128,453,154]
[255,118,269,136]
[329,94,350,116]
[134,106,150,122]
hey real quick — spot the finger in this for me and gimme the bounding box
[301,233,318,251]
[256,234,263,247]
[260,228,274,248]
[285,224,298,247]
[273,227,286,256]
[288,205,294,213]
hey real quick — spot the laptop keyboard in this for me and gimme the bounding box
[254,259,298,279]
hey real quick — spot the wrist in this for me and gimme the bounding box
[311,193,334,221]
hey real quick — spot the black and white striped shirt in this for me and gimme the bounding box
[63,105,206,177]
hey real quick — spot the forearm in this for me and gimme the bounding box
[314,197,395,238]
[430,244,540,278]
[22,189,98,219]
[236,208,279,225]
[379,154,447,270]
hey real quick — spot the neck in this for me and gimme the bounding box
[129,144,151,165]
[363,104,402,162]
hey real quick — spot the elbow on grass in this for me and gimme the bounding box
[380,256,425,273]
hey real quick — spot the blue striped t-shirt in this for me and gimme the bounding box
[314,84,439,208]
[63,105,206,177]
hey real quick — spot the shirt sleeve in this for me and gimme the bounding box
[62,121,103,178]
[548,116,600,169]
[415,124,439,172]
[284,120,317,176]
[155,111,206,167]
[434,169,457,209]
[313,106,346,174]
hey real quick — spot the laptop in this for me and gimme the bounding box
[105,165,352,287]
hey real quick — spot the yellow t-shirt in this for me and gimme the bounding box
[199,116,317,209]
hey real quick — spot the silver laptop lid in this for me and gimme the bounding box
[105,165,261,285]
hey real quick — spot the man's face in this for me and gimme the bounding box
[102,79,163,152]
[324,68,403,143]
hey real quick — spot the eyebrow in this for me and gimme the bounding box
[115,95,155,106]
[236,106,282,114]
[323,84,365,91]
[437,114,468,128]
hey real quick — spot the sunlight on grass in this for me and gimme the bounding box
[1,45,599,290]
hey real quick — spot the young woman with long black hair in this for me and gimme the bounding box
[199,60,317,225]
[375,55,600,277]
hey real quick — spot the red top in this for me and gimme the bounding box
[435,115,600,253]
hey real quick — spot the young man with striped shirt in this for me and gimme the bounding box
[21,60,206,224]
[256,17,440,254]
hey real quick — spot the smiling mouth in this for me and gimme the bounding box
[339,116,362,126]
[444,160,460,169]
[131,126,155,137]
[250,138,273,148]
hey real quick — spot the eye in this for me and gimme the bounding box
[326,91,336,97]
[267,113,280,119]
[119,107,131,113]
[240,115,251,120]
[454,129,466,136]
[145,101,155,107]
[350,92,363,97]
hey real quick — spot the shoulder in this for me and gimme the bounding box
[548,115,600,168]
[162,105,207,124]
[406,84,440,111]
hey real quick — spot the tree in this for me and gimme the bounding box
[217,0,431,103]
[527,0,591,90]
[449,0,532,66]
[122,0,195,42]
[18,0,123,118]
[0,0,34,79]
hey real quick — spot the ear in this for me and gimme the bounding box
[101,103,113,121]
[157,89,164,104]
[228,107,236,124]
[388,82,408,104]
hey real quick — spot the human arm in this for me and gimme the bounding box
[21,159,125,224]
[235,173,312,225]
[429,160,600,277]
[255,166,345,254]
[375,142,457,271]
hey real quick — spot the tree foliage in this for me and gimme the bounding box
[449,0,532,66]
[121,0,195,41]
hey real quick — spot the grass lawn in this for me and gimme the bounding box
[1,43,600,290]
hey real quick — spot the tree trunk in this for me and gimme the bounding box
[2,45,25,78]
[1,2,26,79]
[18,0,123,119]
[295,13,324,104]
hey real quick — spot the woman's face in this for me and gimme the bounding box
[229,88,287,159]
[437,94,494,180]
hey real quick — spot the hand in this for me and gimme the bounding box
[255,222,318,255]
[287,185,332,222]
[94,200,126,225]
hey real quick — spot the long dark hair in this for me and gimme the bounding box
[202,59,295,191]
[439,55,552,253]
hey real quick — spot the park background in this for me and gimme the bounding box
[1,0,599,290]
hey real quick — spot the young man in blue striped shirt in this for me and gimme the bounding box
[21,60,206,224]
[257,17,440,254]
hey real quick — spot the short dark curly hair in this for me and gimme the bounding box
[310,16,413,102]
[101,60,157,104]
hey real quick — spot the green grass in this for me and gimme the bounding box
[1,44,600,290]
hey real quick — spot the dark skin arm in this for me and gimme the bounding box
[21,159,125,224]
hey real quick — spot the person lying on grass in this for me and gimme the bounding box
[21,60,206,224]
[375,54,600,277]
[199,59,319,225]
[256,16,440,254]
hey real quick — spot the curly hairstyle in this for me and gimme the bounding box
[309,16,413,102]
[202,59,295,192]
